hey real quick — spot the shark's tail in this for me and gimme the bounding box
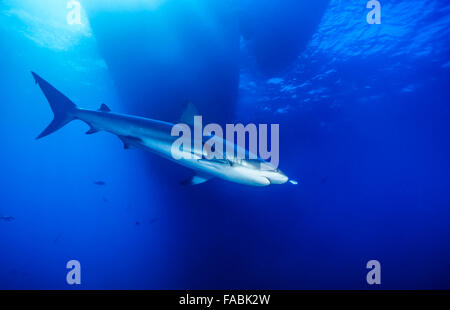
[32,72,77,139]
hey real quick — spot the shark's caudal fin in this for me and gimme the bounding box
[32,72,77,139]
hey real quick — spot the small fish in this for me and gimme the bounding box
[289,179,298,185]
[94,181,106,186]
[0,216,15,222]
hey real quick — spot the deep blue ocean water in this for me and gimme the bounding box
[0,0,449,289]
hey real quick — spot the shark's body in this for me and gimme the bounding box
[32,72,290,186]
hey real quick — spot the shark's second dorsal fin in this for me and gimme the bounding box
[180,102,199,126]
[99,103,111,113]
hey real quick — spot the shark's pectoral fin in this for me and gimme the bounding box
[181,175,211,186]
[117,135,142,149]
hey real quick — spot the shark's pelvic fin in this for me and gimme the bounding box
[85,126,99,135]
[180,102,200,126]
[118,135,142,149]
[181,174,211,186]
[99,103,111,112]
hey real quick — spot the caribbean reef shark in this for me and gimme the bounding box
[32,72,292,186]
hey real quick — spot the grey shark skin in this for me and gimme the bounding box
[32,72,289,187]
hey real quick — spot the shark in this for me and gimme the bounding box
[32,72,293,186]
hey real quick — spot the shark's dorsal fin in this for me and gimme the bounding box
[180,102,199,126]
[181,174,210,186]
[99,103,111,113]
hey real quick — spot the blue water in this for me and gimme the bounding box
[0,0,449,289]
